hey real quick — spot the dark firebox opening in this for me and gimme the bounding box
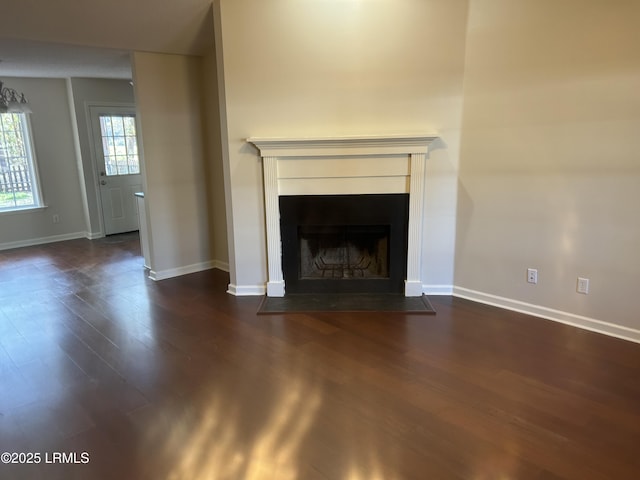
[299,225,390,279]
[280,194,409,294]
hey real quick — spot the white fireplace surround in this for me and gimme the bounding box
[247,134,438,297]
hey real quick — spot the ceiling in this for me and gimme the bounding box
[0,0,214,79]
[0,39,132,79]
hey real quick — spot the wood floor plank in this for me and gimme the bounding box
[0,232,639,479]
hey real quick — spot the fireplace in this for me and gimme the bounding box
[247,135,437,297]
[280,194,409,294]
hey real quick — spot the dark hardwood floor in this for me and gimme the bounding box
[1,233,639,479]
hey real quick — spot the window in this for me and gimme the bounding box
[0,113,42,211]
[99,115,139,176]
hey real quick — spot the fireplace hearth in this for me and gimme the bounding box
[280,194,409,294]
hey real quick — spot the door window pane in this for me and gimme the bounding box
[100,116,113,136]
[98,115,140,176]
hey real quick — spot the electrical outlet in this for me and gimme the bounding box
[527,268,538,284]
[52,214,60,224]
[577,277,589,294]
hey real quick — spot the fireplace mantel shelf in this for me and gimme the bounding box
[248,134,438,297]
[247,134,438,157]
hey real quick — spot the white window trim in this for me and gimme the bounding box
[0,113,45,212]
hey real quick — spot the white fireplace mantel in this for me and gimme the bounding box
[247,134,438,297]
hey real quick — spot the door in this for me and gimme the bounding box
[90,106,142,235]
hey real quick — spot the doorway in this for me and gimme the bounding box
[89,105,142,235]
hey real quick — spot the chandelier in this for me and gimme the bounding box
[0,80,31,113]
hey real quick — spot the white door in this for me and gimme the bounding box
[90,106,142,235]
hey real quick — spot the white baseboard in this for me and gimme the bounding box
[404,280,424,297]
[423,284,454,295]
[85,231,104,240]
[0,231,87,251]
[266,280,285,297]
[149,261,215,281]
[453,286,640,344]
[212,260,230,272]
[227,283,267,296]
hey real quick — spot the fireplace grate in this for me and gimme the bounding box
[299,225,389,280]
[313,255,371,278]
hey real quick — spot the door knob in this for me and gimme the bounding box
[100,180,107,185]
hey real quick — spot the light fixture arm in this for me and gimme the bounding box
[0,80,31,113]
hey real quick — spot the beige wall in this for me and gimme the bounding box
[0,77,87,248]
[5,1,635,338]
[456,0,640,330]
[216,0,469,292]
[132,52,214,278]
